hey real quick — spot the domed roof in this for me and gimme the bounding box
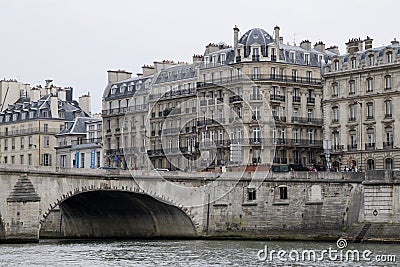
[238,28,274,46]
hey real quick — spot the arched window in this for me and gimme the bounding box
[385,158,393,169]
[367,159,375,170]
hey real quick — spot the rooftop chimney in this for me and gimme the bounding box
[79,93,91,116]
[326,45,340,55]
[107,70,132,84]
[300,40,312,50]
[391,38,399,45]
[314,41,326,53]
[364,36,373,50]
[233,25,240,49]
[142,65,155,76]
[274,26,280,48]
[193,54,204,64]
[31,87,40,102]
[346,38,363,53]
[50,95,59,118]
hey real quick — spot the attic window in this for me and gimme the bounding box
[253,33,259,39]
[59,111,65,118]
[289,52,295,62]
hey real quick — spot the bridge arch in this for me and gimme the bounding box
[40,190,197,239]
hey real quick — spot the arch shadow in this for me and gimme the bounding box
[41,190,197,239]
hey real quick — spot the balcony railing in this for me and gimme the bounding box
[331,145,344,152]
[383,142,393,149]
[229,95,243,103]
[270,94,285,101]
[0,127,63,137]
[306,97,315,104]
[365,143,376,150]
[292,96,301,103]
[196,74,322,89]
[347,144,358,151]
[291,117,323,124]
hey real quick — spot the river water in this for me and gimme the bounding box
[0,239,398,266]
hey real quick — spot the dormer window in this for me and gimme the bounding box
[111,85,117,94]
[387,52,393,63]
[252,47,259,61]
[334,60,339,71]
[42,110,49,118]
[12,113,18,121]
[351,57,357,68]
[5,115,10,122]
[289,52,295,62]
[21,112,26,120]
[304,53,310,65]
[59,111,65,118]
[368,54,375,66]
[220,53,226,64]
[29,111,35,118]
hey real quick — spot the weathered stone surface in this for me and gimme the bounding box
[6,175,40,203]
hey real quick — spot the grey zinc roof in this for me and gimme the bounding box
[57,117,101,135]
[238,28,274,47]
[7,175,41,202]
[154,64,198,84]
[103,75,153,100]
[0,94,89,123]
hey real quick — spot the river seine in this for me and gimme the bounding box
[0,239,398,266]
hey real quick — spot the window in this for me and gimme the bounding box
[385,75,392,90]
[368,54,375,66]
[385,99,392,117]
[253,67,260,79]
[44,123,48,133]
[332,106,339,122]
[60,155,67,168]
[292,69,297,81]
[349,104,356,121]
[351,57,357,69]
[20,137,24,149]
[29,136,33,147]
[252,86,261,100]
[334,60,339,71]
[306,71,312,82]
[385,127,393,148]
[385,158,393,170]
[387,52,393,63]
[247,188,256,201]
[252,48,259,61]
[81,153,85,168]
[270,67,276,79]
[332,82,338,96]
[3,156,7,164]
[41,153,52,166]
[220,53,226,64]
[308,129,314,144]
[367,159,375,170]
[367,128,375,147]
[20,155,24,165]
[279,186,288,200]
[11,138,15,150]
[289,52,295,62]
[333,131,340,148]
[366,102,374,119]
[253,127,260,143]
[293,129,299,143]
[44,136,50,147]
[253,107,260,120]
[367,78,373,92]
[349,130,357,147]
[307,109,313,122]
[11,156,15,164]
[349,80,356,95]
[305,54,310,65]
[28,154,32,165]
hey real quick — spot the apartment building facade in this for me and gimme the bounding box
[0,80,90,166]
[323,37,400,170]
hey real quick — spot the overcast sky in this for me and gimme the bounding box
[1,0,399,112]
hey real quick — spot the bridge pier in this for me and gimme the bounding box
[4,175,41,242]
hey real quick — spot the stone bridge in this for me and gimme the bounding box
[0,165,399,243]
